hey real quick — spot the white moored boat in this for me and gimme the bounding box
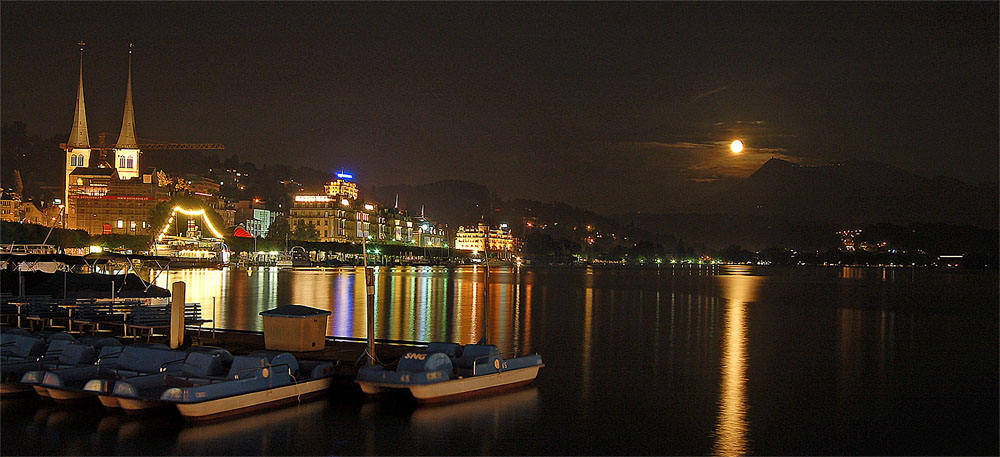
[113,351,335,420]
[173,376,332,419]
[357,342,543,402]
[355,228,543,402]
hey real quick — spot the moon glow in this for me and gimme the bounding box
[730,140,744,153]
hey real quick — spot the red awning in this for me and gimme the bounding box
[233,226,253,238]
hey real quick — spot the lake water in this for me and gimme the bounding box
[2,265,997,455]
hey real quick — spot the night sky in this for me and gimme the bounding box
[2,2,996,214]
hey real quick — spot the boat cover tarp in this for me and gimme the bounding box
[0,271,170,299]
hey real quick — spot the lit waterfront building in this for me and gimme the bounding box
[454,223,518,256]
[290,195,446,246]
[0,190,21,223]
[324,172,359,200]
[289,175,446,247]
[289,194,349,241]
[21,201,61,227]
[68,167,168,235]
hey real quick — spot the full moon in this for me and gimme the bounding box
[730,140,744,153]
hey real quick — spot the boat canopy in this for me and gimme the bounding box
[0,253,88,266]
[0,270,171,298]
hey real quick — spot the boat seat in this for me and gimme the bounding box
[0,338,75,380]
[397,351,453,375]
[268,353,299,376]
[180,351,227,377]
[56,342,98,366]
[39,338,75,359]
[426,342,463,358]
[185,346,234,367]
[95,345,127,365]
[227,355,269,379]
[453,344,501,377]
[112,346,188,374]
[0,334,45,361]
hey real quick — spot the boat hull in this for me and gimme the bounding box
[46,388,94,402]
[175,377,332,420]
[118,397,169,413]
[98,395,121,408]
[359,365,542,403]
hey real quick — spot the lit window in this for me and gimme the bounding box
[117,220,124,228]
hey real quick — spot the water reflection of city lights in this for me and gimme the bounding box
[156,266,528,352]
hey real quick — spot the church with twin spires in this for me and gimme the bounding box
[62,42,167,235]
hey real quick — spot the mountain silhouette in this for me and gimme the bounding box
[690,158,996,227]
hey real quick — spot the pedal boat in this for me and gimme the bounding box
[12,337,121,396]
[38,344,187,405]
[144,352,335,420]
[355,343,543,403]
[2,335,71,395]
[109,349,235,413]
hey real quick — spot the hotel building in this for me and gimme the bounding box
[289,174,446,247]
[454,223,519,257]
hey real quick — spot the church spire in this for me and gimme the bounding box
[67,41,90,149]
[116,43,137,148]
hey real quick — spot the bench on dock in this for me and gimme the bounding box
[125,302,211,342]
[1,295,54,326]
[72,300,136,335]
[23,302,71,331]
